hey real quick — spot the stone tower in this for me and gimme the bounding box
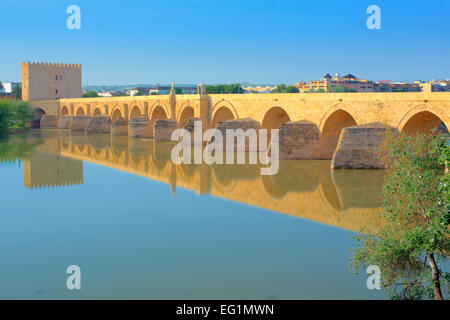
[21,62,82,101]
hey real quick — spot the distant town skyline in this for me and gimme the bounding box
[1,0,449,84]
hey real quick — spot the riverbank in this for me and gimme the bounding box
[0,98,34,136]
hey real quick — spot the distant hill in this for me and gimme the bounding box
[83,84,195,91]
[83,83,275,91]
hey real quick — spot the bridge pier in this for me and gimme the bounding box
[69,116,91,132]
[273,121,321,160]
[182,118,203,145]
[111,118,128,136]
[331,125,397,169]
[58,115,72,129]
[40,115,58,129]
[212,118,262,152]
[128,117,153,138]
[154,119,178,142]
[87,115,111,134]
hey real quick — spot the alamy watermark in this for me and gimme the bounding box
[366,265,381,290]
[66,265,81,290]
[170,121,279,176]
[65,5,380,31]
[66,5,81,30]
[366,5,381,30]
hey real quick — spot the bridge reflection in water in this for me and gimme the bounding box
[25,129,385,233]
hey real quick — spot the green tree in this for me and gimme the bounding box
[330,86,357,93]
[351,129,449,300]
[272,84,299,93]
[205,84,244,94]
[133,90,144,96]
[0,99,34,135]
[0,100,12,136]
[82,91,99,98]
[10,100,35,129]
[175,88,183,94]
[12,85,22,100]
[306,88,325,93]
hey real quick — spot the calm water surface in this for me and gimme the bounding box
[0,130,387,299]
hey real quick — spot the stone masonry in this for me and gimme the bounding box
[70,116,91,132]
[274,121,321,160]
[212,118,261,152]
[182,117,202,144]
[40,115,58,129]
[58,115,72,129]
[87,115,111,134]
[154,119,179,142]
[111,118,128,136]
[128,117,153,138]
[332,125,397,169]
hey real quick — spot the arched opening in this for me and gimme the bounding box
[129,105,143,119]
[178,106,194,128]
[261,107,290,130]
[92,108,101,117]
[112,109,124,122]
[402,111,448,136]
[76,107,85,116]
[212,107,235,127]
[261,107,290,146]
[29,108,46,128]
[151,106,168,120]
[320,109,357,159]
[61,105,69,116]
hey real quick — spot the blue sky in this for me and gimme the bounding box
[1,0,449,85]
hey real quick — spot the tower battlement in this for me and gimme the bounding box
[22,61,82,101]
[26,62,82,69]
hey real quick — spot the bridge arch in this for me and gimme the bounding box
[211,100,238,123]
[129,104,144,119]
[319,108,358,159]
[76,106,85,116]
[211,101,238,127]
[60,105,69,116]
[397,104,449,135]
[261,106,291,130]
[111,106,125,122]
[150,105,168,120]
[149,101,170,120]
[92,106,102,117]
[177,105,195,127]
[32,107,46,123]
[319,104,361,133]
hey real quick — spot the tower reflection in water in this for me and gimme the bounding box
[10,130,385,233]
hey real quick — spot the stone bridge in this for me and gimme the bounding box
[30,91,450,168]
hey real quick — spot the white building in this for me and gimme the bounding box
[97,91,113,97]
[0,82,21,93]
